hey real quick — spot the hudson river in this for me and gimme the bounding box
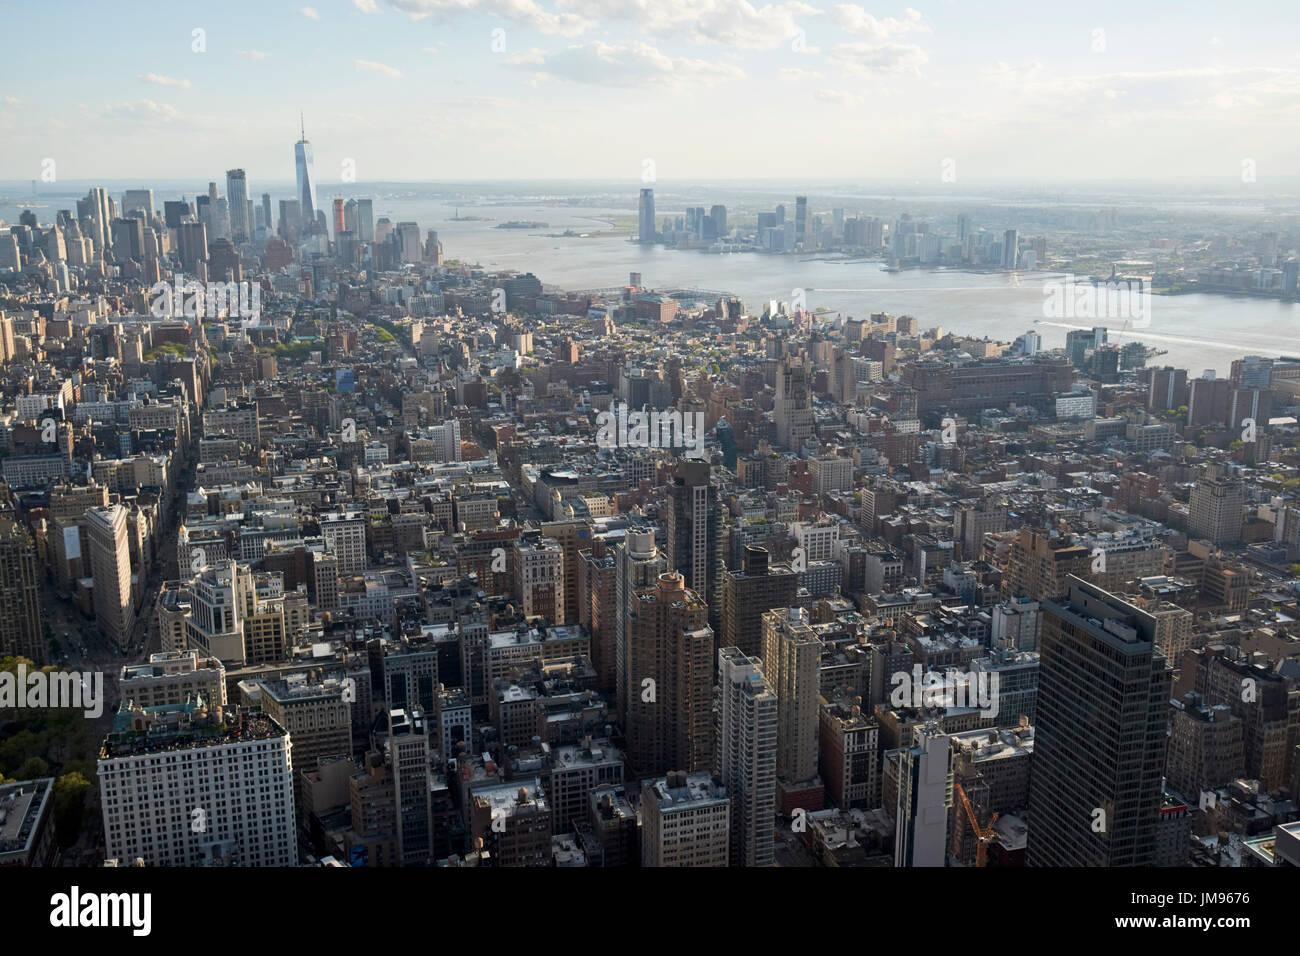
[374,198,1299,376]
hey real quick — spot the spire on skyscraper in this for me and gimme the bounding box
[294,115,318,229]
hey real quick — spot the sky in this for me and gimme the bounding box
[2,0,1299,186]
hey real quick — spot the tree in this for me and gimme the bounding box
[17,756,49,780]
[52,772,91,848]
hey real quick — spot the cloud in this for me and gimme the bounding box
[981,60,1044,87]
[829,41,927,76]
[381,0,819,47]
[300,6,320,18]
[434,95,519,108]
[354,0,381,11]
[421,46,440,54]
[779,67,822,81]
[815,88,862,107]
[559,0,821,50]
[101,100,181,124]
[505,47,548,65]
[512,40,745,89]
[236,50,268,60]
[830,5,929,41]
[138,73,192,88]
[356,59,404,78]
[387,0,592,36]
[991,65,1299,118]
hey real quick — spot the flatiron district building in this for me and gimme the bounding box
[98,701,296,867]
[84,504,136,652]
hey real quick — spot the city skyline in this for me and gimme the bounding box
[5,0,1300,904]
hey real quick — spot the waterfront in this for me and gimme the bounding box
[6,187,1297,375]
[367,197,1299,376]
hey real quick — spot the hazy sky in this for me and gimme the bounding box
[2,0,1299,185]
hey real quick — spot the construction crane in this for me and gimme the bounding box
[955,781,999,868]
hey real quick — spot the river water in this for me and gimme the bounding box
[374,198,1299,376]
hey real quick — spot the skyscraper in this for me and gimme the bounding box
[389,707,434,865]
[121,189,154,221]
[332,197,346,238]
[795,195,808,247]
[84,505,135,653]
[665,460,722,634]
[82,186,112,256]
[774,356,815,451]
[891,724,952,867]
[578,539,618,696]
[710,204,727,239]
[396,221,422,264]
[110,217,144,262]
[294,116,317,231]
[721,546,798,658]
[760,607,823,797]
[624,572,714,777]
[225,169,249,241]
[0,516,44,664]
[177,221,208,276]
[717,646,777,868]
[356,198,374,242]
[615,528,665,720]
[1002,228,1019,268]
[0,232,19,272]
[278,199,301,241]
[163,199,189,230]
[1027,576,1170,866]
[1189,471,1245,545]
[638,187,655,243]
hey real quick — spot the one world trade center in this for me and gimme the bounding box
[294,114,317,234]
